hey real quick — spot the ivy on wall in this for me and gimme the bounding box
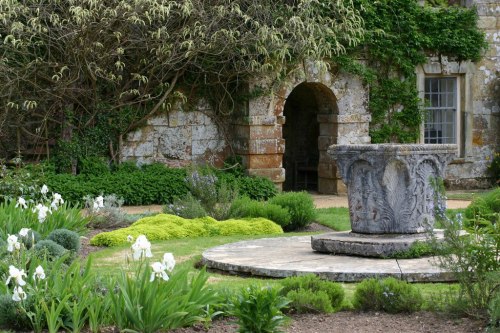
[334,0,488,143]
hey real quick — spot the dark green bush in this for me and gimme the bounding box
[237,176,277,201]
[280,274,344,313]
[269,192,316,231]
[0,294,32,330]
[79,156,110,175]
[47,229,81,253]
[46,163,188,205]
[33,239,68,260]
[229,197,291,228]
[353,277,423,313]
[216,170,277,201]
[464,188,500,225]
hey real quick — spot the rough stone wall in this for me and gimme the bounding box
[444,0,500,188]
[121,101,229,167]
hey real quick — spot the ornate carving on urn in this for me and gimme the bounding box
[330,144,457,234]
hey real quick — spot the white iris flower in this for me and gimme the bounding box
[6,266,27,286]
[6,235,21,252]
[40,184,49,195]
[150,262,169,282]
[162,253,176,272]
[33,265,46,281]
[15,197,27,209]
[50,193,64,210]
[33,204,50,223]
[131,235,153,260]
[19,228,31,237]
[12,286,27,302]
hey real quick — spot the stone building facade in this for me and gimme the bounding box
[121,0,499,192]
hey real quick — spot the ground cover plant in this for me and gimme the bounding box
[90,214,283,247]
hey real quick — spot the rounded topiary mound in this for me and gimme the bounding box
[280,274,344,313]
[90,214,283,247]
[47,228,81,253]
[353,277,423,313]
[33,239,68,260]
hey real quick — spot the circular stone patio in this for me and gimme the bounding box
[201,235,455,282]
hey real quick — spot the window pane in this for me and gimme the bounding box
[423,77,457,144]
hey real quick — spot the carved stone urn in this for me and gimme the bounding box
[311,144,457,257]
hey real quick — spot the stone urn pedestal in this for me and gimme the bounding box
[311,144,457,257]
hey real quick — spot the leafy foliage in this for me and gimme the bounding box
[464,188,500,226]
[353,277,423,313]
[269,192,316,231]
[229,285,289,333]
[90,214,283,247]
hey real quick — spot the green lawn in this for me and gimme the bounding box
[315,207,351,231]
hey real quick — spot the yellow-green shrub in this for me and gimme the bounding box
[90,214,283,246]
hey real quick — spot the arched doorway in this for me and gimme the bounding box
[283,82,339,192]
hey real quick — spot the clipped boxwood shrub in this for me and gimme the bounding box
[47,229,81,253]
[33,239,68,260]
[269,192,316,231]
[464,188,500,225]
[280,274,344,313]
[353,277,423,313]
[229,197,291,228]
[90,214,283,246]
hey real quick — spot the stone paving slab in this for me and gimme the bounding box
[201,235,456,282]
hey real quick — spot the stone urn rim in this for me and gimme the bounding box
[328,143,458,156]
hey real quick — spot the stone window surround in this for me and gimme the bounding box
[416,59,475,159]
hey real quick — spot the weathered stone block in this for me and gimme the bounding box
[234,138,285,155]
[478,16,497,29]
[243,154,283,169]
[247,168,285,182]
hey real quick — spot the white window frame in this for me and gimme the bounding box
[423,76,461,145]
[416,60,474,158]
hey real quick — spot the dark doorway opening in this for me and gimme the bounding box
[282,82,338,192]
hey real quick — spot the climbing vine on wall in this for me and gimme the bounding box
[333,0,488,143]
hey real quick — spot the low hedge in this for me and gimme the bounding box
[45,163,277,205]
[90,214,283,246]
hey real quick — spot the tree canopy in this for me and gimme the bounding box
[0,0,364,161]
